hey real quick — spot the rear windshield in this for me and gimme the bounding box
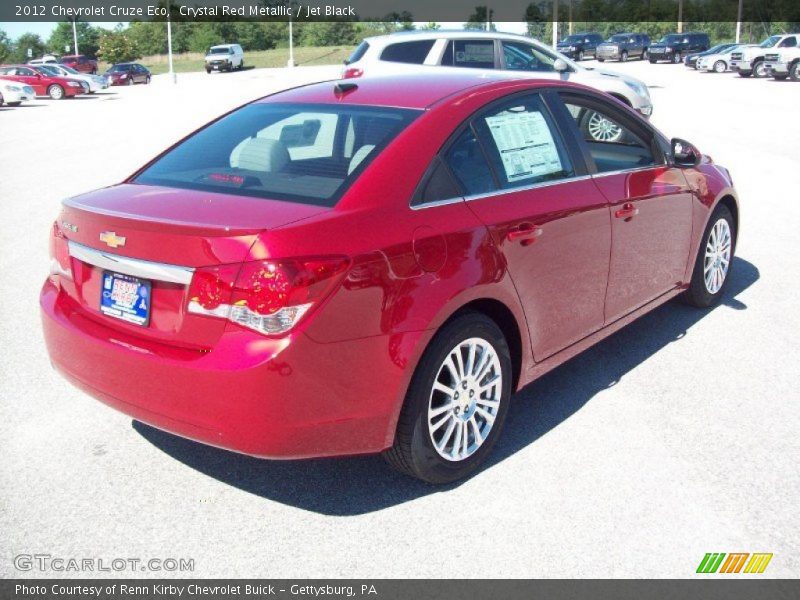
[347,41,370,64]
[108,64,132,72]
[134,103,420,207]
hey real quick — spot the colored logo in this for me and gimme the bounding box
[100,231,126,248]
[696,553,773,574]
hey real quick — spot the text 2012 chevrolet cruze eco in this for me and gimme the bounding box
[41,73,739,483]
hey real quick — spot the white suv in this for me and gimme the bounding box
[765,45,800,81]
[342,31,653,118]
[730,34,800,78]
[205,44,244,73]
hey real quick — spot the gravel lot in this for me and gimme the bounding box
[1,60,798,578]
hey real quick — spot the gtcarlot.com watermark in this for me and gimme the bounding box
[14,554,195,573]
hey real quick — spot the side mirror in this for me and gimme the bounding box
[554,58,569,73]
[671,138,701,167]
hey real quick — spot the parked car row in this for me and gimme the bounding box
[28,54,99,74]
[0,62,152,107]
[682,33,800,80]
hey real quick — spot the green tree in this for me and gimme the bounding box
[97,30,139,64]
[11,32,46,62]
[127,21,167,57]
[299,21,357,46]
[48,21,100,57]
[0,29,12,63]
[464,6,495,31]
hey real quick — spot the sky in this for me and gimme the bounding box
[0,21,527,42]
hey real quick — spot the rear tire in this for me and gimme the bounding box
[773,74,788,81]
[577,50,584,61]
[621,50,628,62]
[7,101,21,106]
[649,57,657,64]
[598,58,605,62]
[682,204,736,308]
[383,312,512,484]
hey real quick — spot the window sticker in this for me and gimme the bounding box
[484,110,563,183]
[457,43,494,63]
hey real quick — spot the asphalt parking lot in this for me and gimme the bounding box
[1,60,798,578]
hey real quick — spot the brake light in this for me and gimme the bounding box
[48,221,72,283]
[187,257,349,336]
[343,67,363,79]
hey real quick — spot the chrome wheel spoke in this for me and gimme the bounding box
[427,337,502,462]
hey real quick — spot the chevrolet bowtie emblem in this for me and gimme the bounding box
[99,231,126,248]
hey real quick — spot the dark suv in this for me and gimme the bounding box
[556,32,604,61]
[596,33,651,62]
[648,32,710,63]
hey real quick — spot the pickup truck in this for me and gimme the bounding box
[764,46,800,80]
[730,34,800,77]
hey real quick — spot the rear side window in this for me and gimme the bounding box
[347,41,370,64]
[502,41,557,72]
[380,40,435,64]
[779,37,797,48]
[441,40,496,69]
[472,94,574,189]
[135,103,420,207]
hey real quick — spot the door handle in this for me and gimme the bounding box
[507,223,543,246]
[614,203,639,220]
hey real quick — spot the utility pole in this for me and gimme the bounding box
[288,16,295,67]
[736,0,743,43]
[677,0,683,34]
[166,0,175,83]
[552,0,559,49]
[72,19,79,55]
[568,0,573,36]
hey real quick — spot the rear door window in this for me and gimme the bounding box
[472,94,575,189]
[441,40,496,69]
[443,128,496,195]
[135,103,419,207]
[380,40,435,64]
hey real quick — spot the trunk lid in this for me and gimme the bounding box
[55,183,327,349]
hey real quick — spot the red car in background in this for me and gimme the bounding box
[105,63,151,86]
[0,65,86,99]
[59,54,98,74]
[41,74,739,483]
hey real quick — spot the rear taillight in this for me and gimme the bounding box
[187,257,349,336]
[343,67,363,79]
[48,221,72,283]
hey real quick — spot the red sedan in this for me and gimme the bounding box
[0,65,85,99]
[41,74,738,483]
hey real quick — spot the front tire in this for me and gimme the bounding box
[753,60,767,78]
[790,62,800,81]
[682,205,736,308]
[621,50,628,62]
[48,84,64,100]
[713,60,727,73]
[7,101,21,106]
[384,312,512,484]
[577,50,584,61]
[649,57,657,64]
[672,52,682,64]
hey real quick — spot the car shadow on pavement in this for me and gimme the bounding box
[134,256,759,516]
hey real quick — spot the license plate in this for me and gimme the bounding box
[100,271,151,326]
[213,65,219,70]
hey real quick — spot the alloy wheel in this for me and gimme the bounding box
[754,61,767,78]
[703,218,732,294]
[427,337,502,462]
[714,60,726,73]
[49,85,63,100]
[586,111,624,143]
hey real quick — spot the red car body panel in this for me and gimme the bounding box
[41,74,738,459]
[0,65,84,97]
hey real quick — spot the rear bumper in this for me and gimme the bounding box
[41,280,419,459]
